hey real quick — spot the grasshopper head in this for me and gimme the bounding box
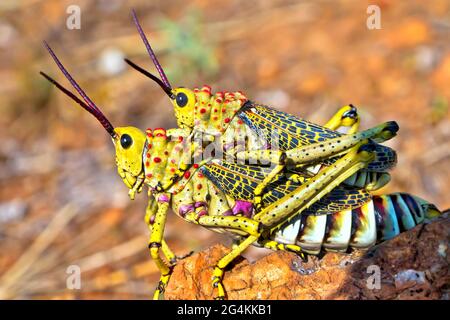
[113,127,147,190]
[41,42,146,198]
[170,87,196,129]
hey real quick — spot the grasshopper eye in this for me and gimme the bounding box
[176,92,188,107]
[120,134,133,149]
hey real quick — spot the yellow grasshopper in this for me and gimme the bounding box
[40,35,441,299]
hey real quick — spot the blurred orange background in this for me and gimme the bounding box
[0,0,448,299]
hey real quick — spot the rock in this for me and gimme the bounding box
[165,216,449,300]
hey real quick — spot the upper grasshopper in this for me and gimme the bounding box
[126,10,398,211]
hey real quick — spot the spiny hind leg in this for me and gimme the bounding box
[324,104,360,134]
[253,141,376,228]
[285,121,397,164]
[239,121,397,210]
[194,142,373,298]
[238,121,397,169]
[246,104,362,210]
[283,105,360,183]
[248,104,363,208]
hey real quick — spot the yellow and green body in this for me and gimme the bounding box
[40,15,442,300]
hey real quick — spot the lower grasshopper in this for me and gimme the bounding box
[40,43,442,299]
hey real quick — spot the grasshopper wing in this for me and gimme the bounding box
[238,101,397,172]
[200,160,371,215]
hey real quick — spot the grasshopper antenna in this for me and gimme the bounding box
[131,9,174,97]
[41,41,116,137]
[124,58,174,98]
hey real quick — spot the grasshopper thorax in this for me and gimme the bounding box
[143,127,194,192]
[170,86,248,136]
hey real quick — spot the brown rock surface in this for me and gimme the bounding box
[165,216,449,300]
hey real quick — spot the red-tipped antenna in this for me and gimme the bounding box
[131,9,172,90]
[42,41,116,137]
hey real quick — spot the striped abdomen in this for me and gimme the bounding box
[272,193,441,255]
[343,169,391,191]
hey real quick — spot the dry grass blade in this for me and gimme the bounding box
[75,235,147,273]
[15,235,151,296]
[0,205,78,299]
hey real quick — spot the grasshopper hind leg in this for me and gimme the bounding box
[248,107,397,210]
[198,141,377,299]
[253,106,360,209]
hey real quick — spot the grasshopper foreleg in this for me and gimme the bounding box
[147,193,172,300]
[145,195,183,265]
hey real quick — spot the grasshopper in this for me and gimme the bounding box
[39,41,443,301]
[125,10,398,212]
[40,41,399,299]
[39,25,441,300]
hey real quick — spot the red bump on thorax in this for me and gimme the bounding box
[192,86,248,135]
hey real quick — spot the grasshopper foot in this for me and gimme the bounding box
[212,268,226,300]
[153,273,171,300]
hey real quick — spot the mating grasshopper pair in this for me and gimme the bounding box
[40,11,442,299]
